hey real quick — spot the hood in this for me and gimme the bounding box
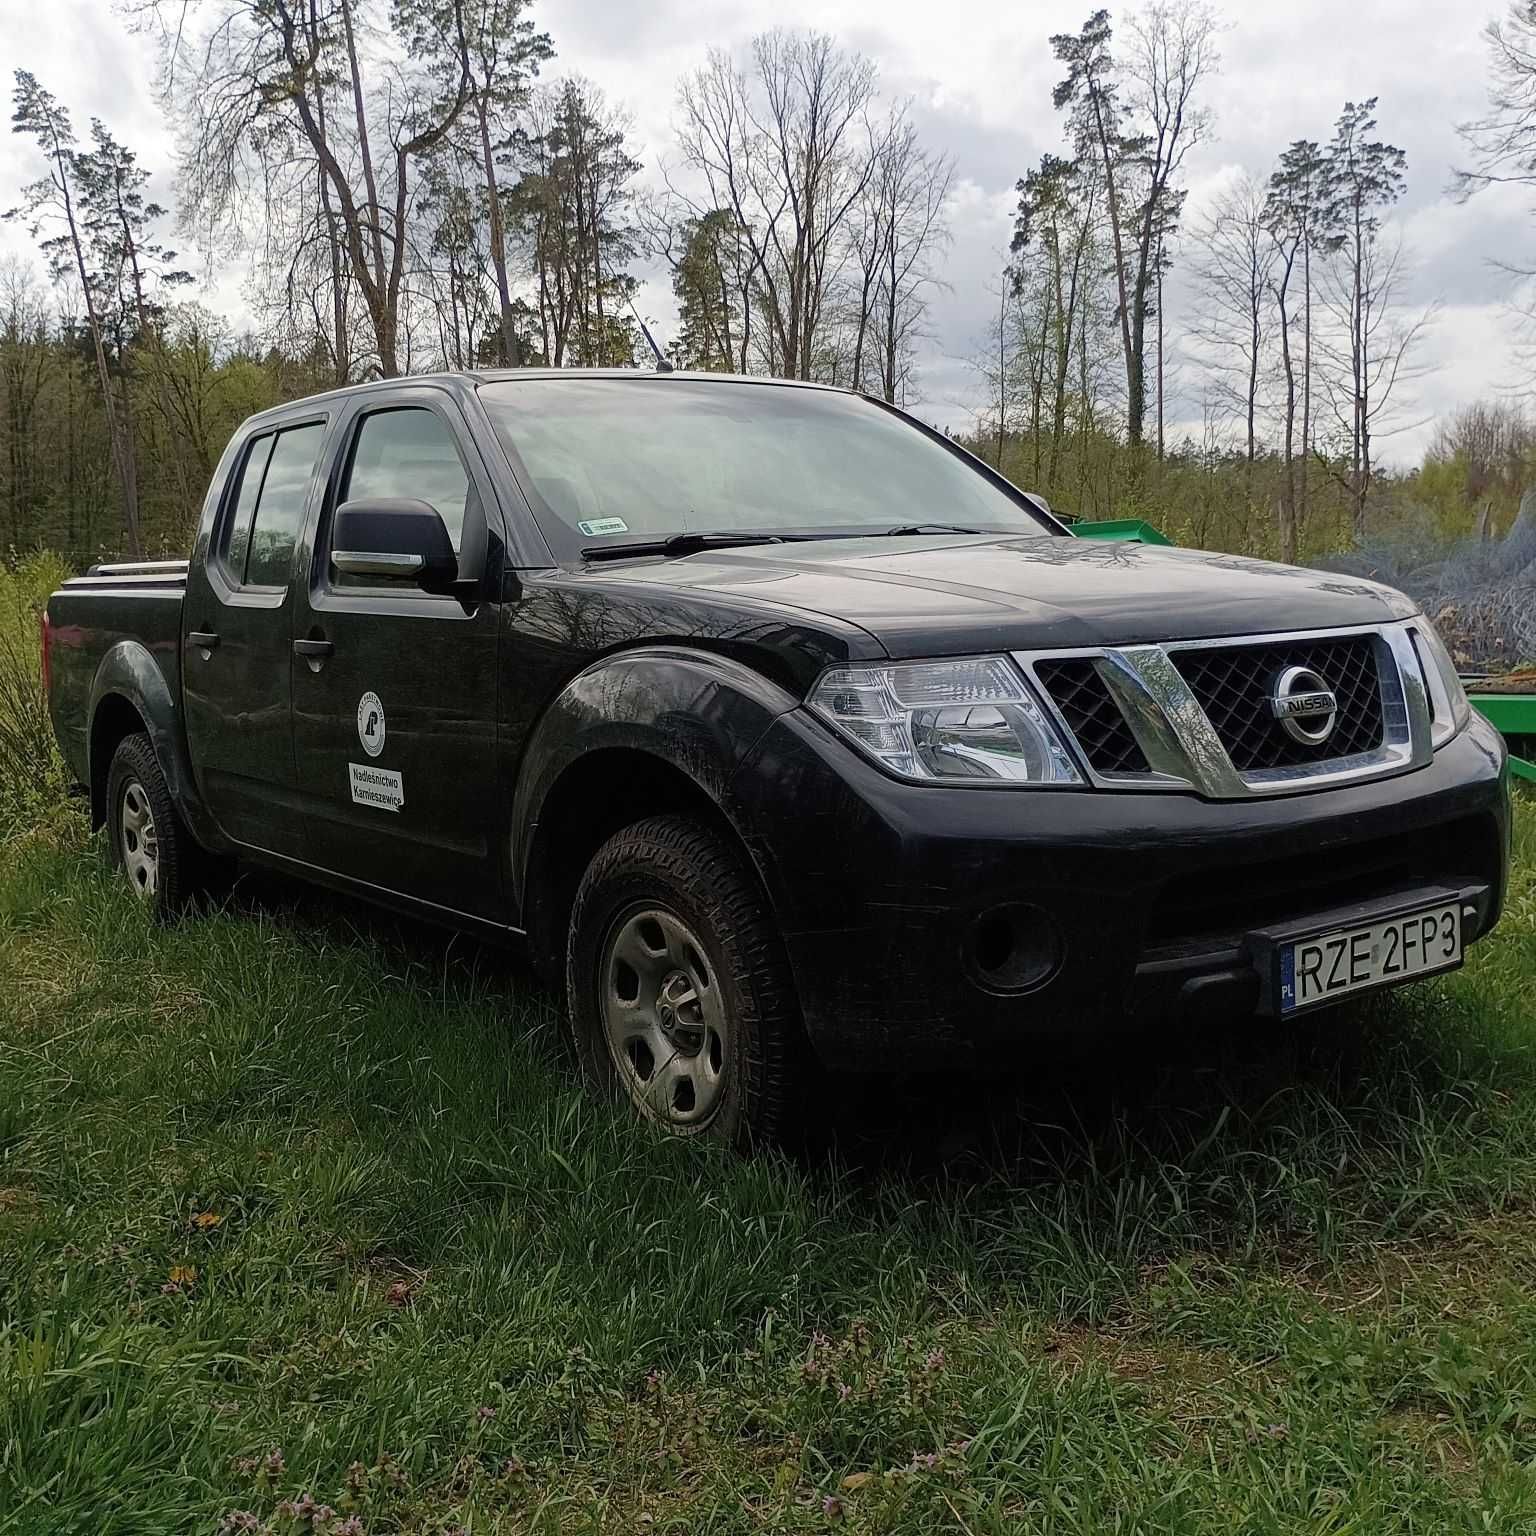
[578,534,1418,658]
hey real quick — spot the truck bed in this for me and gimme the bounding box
[46,561,188,789]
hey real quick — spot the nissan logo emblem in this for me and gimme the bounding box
[1270,664,1338,746]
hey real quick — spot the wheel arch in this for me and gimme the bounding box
[86,641,224,849]
[512,647,799,983]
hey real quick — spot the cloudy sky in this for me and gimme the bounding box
[3,0,1531,464]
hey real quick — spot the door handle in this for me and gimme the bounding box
[293,638,334,658]
[188,631,220,651]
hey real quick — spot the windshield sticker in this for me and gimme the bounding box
[356,691,386,758]
[350,763,403,812]
[577,517,629,537]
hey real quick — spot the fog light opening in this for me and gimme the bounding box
[966,903,1062,994]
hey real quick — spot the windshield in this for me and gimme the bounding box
[477,377,1057,556]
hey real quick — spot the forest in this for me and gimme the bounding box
[2,0,1536,576]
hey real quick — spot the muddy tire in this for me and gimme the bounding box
[566,814,808,1151]
[105,733,209,920]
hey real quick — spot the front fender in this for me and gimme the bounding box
[89,640,226,850]
[510,646,799,912]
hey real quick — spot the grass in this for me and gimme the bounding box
[2,781,1536,1533]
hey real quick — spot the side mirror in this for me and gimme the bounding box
[331,498,460,593]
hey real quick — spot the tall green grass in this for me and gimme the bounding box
[0,554,70,826]
[1,801,1535,1532]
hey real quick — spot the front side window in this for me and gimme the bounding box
[341,407,472,553]
[477,378,1055,556]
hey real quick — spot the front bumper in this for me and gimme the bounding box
[731,709,1512,1071]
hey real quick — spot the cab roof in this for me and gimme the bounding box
[243,368,851,428]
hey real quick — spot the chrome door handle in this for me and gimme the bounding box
[188,631,220,651]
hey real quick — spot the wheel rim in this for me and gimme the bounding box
[600,905,728,1129]
[118,779,159,899]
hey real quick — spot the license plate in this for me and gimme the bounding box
[1279,902,1462,1014]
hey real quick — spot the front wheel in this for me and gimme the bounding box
[105,733,207,920]
[565,814,808,1150]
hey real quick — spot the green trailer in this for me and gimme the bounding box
[1064,516,1536,782]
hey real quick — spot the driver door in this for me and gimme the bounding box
[290,387,503,919]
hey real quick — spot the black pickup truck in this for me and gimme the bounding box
[45,370,1510,1146]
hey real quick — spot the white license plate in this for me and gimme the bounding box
[1279,903,1462,1014]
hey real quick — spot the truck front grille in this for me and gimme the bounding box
[1016,623,1423,799]
[1171,634,1384,770]
[1034,658,1150,775]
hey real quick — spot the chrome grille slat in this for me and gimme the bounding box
[1018,622,1434,800]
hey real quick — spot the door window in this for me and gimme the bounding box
[245,423,325,588]
[222,434,274,580]
[341,408,472,552]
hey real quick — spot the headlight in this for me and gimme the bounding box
[806,656,1083,784]
[1410,618,1472,747]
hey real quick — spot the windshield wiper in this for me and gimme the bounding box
[884,522,983,536]
[581,531,827,562]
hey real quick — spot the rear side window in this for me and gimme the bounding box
[246,424,325,587]
[223,434,273,579]
[342,408,472,552]
[220,422,325,589]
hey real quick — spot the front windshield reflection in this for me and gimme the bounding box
[478,378,1056,555]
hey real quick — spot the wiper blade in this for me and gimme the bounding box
[885,522,983,536]
[581,531,833,562]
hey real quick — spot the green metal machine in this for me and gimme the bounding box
[1064,517,1174,546]
[1064,515,1536,783]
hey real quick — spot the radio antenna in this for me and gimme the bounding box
[626,294,674,372]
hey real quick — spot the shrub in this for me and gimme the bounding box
[0,553,72,828]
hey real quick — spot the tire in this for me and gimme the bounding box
[105,733,208,920]
[565,814,808,1151]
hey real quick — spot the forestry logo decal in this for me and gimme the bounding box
[350,692,400,809]
[356,691,386,757]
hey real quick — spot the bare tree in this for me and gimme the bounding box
[848,109,952,401]
[1263,138,1327,558]
[146,0,476,377]
[1051,3,1218,451]
[1189,173,1274,487]
[1454,3,1536,389]
[1120,2,1218,447]
[676,31,879,382]
[1316,227,1435,533]
[1319,98,1425,534]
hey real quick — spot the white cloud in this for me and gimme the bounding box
[2,0,1529,469]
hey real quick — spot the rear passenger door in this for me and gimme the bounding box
[290,388,503,918]
[182,414,329,857]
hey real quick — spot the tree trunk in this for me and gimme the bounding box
[340,0,388,303]
[51,139,141,555]
[1301,238,1311,532]
[1276,261,1298,563]
[1088,85,1135,440]
[479,96,517,366]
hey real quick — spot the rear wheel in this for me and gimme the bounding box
[565,814,807,1150]
[105,733,207,919]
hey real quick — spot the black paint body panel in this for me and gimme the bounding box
[42,370,1512,1073]
[729,709,1510,1069]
